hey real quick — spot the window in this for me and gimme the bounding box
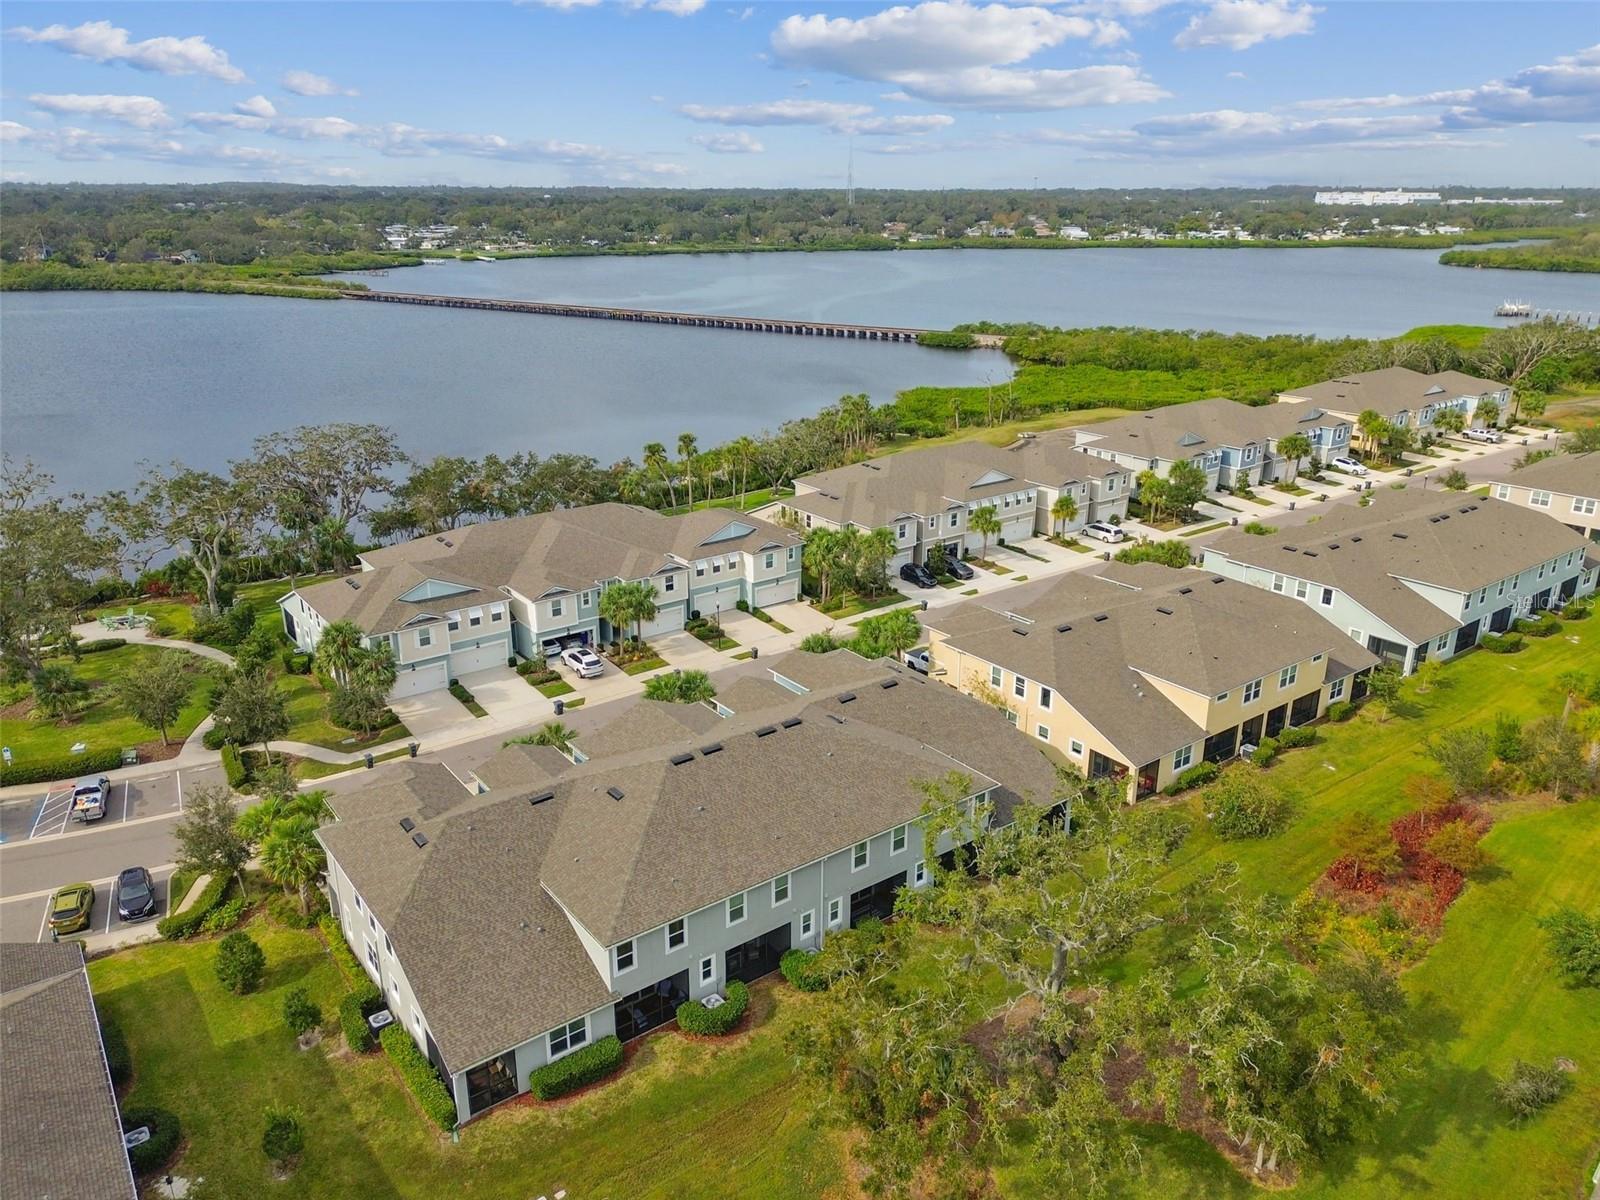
[1013,675,1026,699]
[1278,665,1298,689]
[1216,691,1229,702]
[1037,724,1051,742]
[1295,580,1310,600]
[1069,739,1085,757]
[912,861,928,887]
[696,563,706,577]
[664,575,676,593]
[990,665,1002,688]
[765,552,776,569]
[1173,743,1194,772]
[699,956,715,985]
[353,892,364,911]
[897,523,908,539]
[772,873,790,904]
[949,512,958,528]
[727,892,746,925]
[1436,634,1449,652]
[1243,677,1263,704]
[1328,677,1346,701]
[1494,484,1511,501]
[447,612,460,632]
[666,918,686,951]
[581,591,591,608]
[366,942,379,973]
[384,934,393,956]
[1349,628,1364,644]
[1271,574,1286,594]
[550,599,562,618]
[891,825,907,854]
[852,840,869,871]
[1313,652,1324,663]
[549,1017,588,1059]
[711,561,721,574]
[490,603,505,623]
[418,627,432,648]
[726,555,737,571]
[468,607,483,627]
[827,897,843,928]
[614,939,635,974]
[927,516,937,531]
[1039,685,1053,710]
[1574,497,1597,516]
[1320,587,1335,607]
[1530,490,1552,509]
[798,909,815,940]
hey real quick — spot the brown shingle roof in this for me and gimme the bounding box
[0,944,137,1200]
[1482,450,1600,499]
[1075,397,1334,460]
[1281,366,1503,420]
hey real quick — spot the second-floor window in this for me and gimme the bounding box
[772,873,790,904]
[948,512,958,528]
[664,575,676,593]
[1575,497,1598,516]
[447,612,460,632]
[990,665,1002,688]
[897,523,908,539]
[1039,686,1052,710]
[1530,491,1552,508]
[490,603,505,623]
[666,919,685,951]
[1320,587,1334,607]
[852,841,869,871]
[614,939,635,974]
[468,608,482,627]
[551,598,563,617]
[418,627,432,648]
[1243,678,1263,704]
[1013,675,1026,699]
[727,892,746,925]
[765,552,776,569]
[891,825,907,854]
[1279,665,1298,689]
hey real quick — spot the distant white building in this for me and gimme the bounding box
[1314,190,1442,206]
[1443,196,1565,207]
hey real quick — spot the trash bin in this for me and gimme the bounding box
[554,699,565,716]
[408,742,419,758]
[364,752,374,769]
[750,646,758,660]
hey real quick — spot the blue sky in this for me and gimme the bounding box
[2,1,1595,187]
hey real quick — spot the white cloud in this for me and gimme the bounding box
[191,111,364,141]
[637,0,707,14]
[1174,0,1318,50]
[1029,108,1477,159]
[680,99,873,126]
[860,140,952,155]
[234,94,278,119]
[280,69,358,97]
[1,120,34,143]
[27,93,171,130]
[769,1,1160,110]
[1583,132,1600,147]
[844,113,957,134]
[691,130,764,152]
[1226,70,1247,79]
[516,0,604,8]
[8,19,244,82]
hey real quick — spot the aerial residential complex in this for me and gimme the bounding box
[316,649,1060,1124]
[1278,366,1508,435]
[280,505,803,698]
[923,561,1378,798]
[759,436,1132,569]
[1203,490,1598,674]
[1483,451,1600,543]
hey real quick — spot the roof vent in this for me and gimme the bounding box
[1093,613,1109,622]
[606,786,625,801]
[1211,576,1224,584]
[838,692,857,704]
[1459,506,1473,515]
[530,791,553,805]
[1178,586,1193,595]
[755,725,778,737]
[782,715,804,727]
[1284,545,1298,552]
[1055,623,1072,633]
[699,743,724,757]
[345,578,361,590]
[1303,550,1318,558]
[878,679,899,690]
[1351,535,1362,543]
[1012,627,1029,637]
[1393,532,1408,540]
[411,831,428,848]
[399,817,415,832]
[669,753,694,766]
[1155,606,1173,615]
[1328,543,1340,550]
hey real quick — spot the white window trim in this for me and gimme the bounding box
[665,918,686,953]
[548,1015,589,1061]
[827,897,844,929]
[1068,739,1085,758]
[771,874,790,905]
[891,825,907,854]
[613,939,636,975]
[851,840,870,872]
[726,892,747,926]
[1173,743,1194,772]
[699,955,716,985]
[1037,724,1051,742]
[912,861,928,887]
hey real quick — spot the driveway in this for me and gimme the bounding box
[456,666,549,726]
[388,688,473,740]
[654,629,735,674]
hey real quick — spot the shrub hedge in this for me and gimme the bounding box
[380,1024,457,1129]
[340,988,380,1053]
[80,637,129,654]
[1481,632,1525,654]
[1325,701,1356,722]
[221,742,249,789]
[1515,614,1563,638]
[527,1034,624,1101]
[0,747,122,788]
[318,914,364,980]
[201,725,232,751]
[200,896,247,934]
[1276,726,1318,749]
[1161,760,1220,796]
[157,874,229,940]
[1249,736,1280,767]
[780,947,829,992]
[123,1106,181,1174]
[676,980,749,1036]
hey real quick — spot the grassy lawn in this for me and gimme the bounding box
[750,608,793,634]
[535,678,575,698]
[0,645,215,763]
[292,746,412,781]
[622,656,670,676]
[278,673,409,751]
[819,590,904,620]
[875,407,1131,456]
[87,597,198,637]
[1181,521,1228,538]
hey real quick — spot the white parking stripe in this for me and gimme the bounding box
[176,769,183,812]
[104,887,114,934]
[121,780,129,823]
[35,898,50,944]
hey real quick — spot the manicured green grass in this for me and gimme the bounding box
[87,597,198,637]
[0,645,215,763]
[819,590,905,620]
[1181,522,1228,538]
[294,746,412,780]
[750,609,793,634]
[536,678,575,698]
[235,573,338,625]
[277,674,409,751]
[621,656,669,676]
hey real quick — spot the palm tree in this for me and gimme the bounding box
[1356,410,1389,461]
[677,432,699,511]
[969,505,1001,563]
[599,579,658,644]
[533,721,575,751]
[1433,409,1466,437]
[729,436,757,507]
[314,620,365,688]
[643,442,675,509]
[236,789,331,849]
[802,528,843,605]
[1276,433,1312,483]
[1049,492,1078,537]
[855,526,897,596]
[261,813,326,915]
[351,641,398,695]
[29,665,88,724]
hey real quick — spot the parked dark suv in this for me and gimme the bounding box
[115,867,158,922]
[945,558,975,581]
[899,561,938,588]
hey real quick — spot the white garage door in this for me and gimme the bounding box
[641,603,687,638]
[451,642,506,676]
[390,660,448,699]
[755,579,798,608]
[698,582,743,616]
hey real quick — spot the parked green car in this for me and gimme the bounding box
[48,883,95,936]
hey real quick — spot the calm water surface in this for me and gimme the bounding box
[5,247,1596,492]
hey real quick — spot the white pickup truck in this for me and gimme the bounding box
[72,775,110,823]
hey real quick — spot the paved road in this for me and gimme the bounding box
[0,430,1542,934]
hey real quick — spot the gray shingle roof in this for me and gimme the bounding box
[317,650,1059,1071]
[1206,490,1592,641]
[1,944,137,1200]
[1281,366,1503,420]
[1483,449,1600,499]
[1075,397,1333,460]
[567,697,725,762]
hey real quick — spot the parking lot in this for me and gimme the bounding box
[0,765,225,845]
[0,864,177,945]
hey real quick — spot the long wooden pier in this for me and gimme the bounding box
[342,289,929,342]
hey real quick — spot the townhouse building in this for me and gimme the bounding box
[1483,450,1600,543]
[1202,490,1598,674]
[1278,366,1508,436]
[1072,397,1351,493]
[759,437,1131,569]
[923,562,1378,799]
[280,504,803,698]
[316,649,1060,1125]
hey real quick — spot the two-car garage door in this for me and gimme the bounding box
[755,579,799,608]
[640,604,687,638]
[391,660,448,699]
[450,642,507,676]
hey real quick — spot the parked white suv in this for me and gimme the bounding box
[1462,427,1502,444]
[1082,521,1126,544]
[560,645,605,679]
[1330,455,1369,477]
